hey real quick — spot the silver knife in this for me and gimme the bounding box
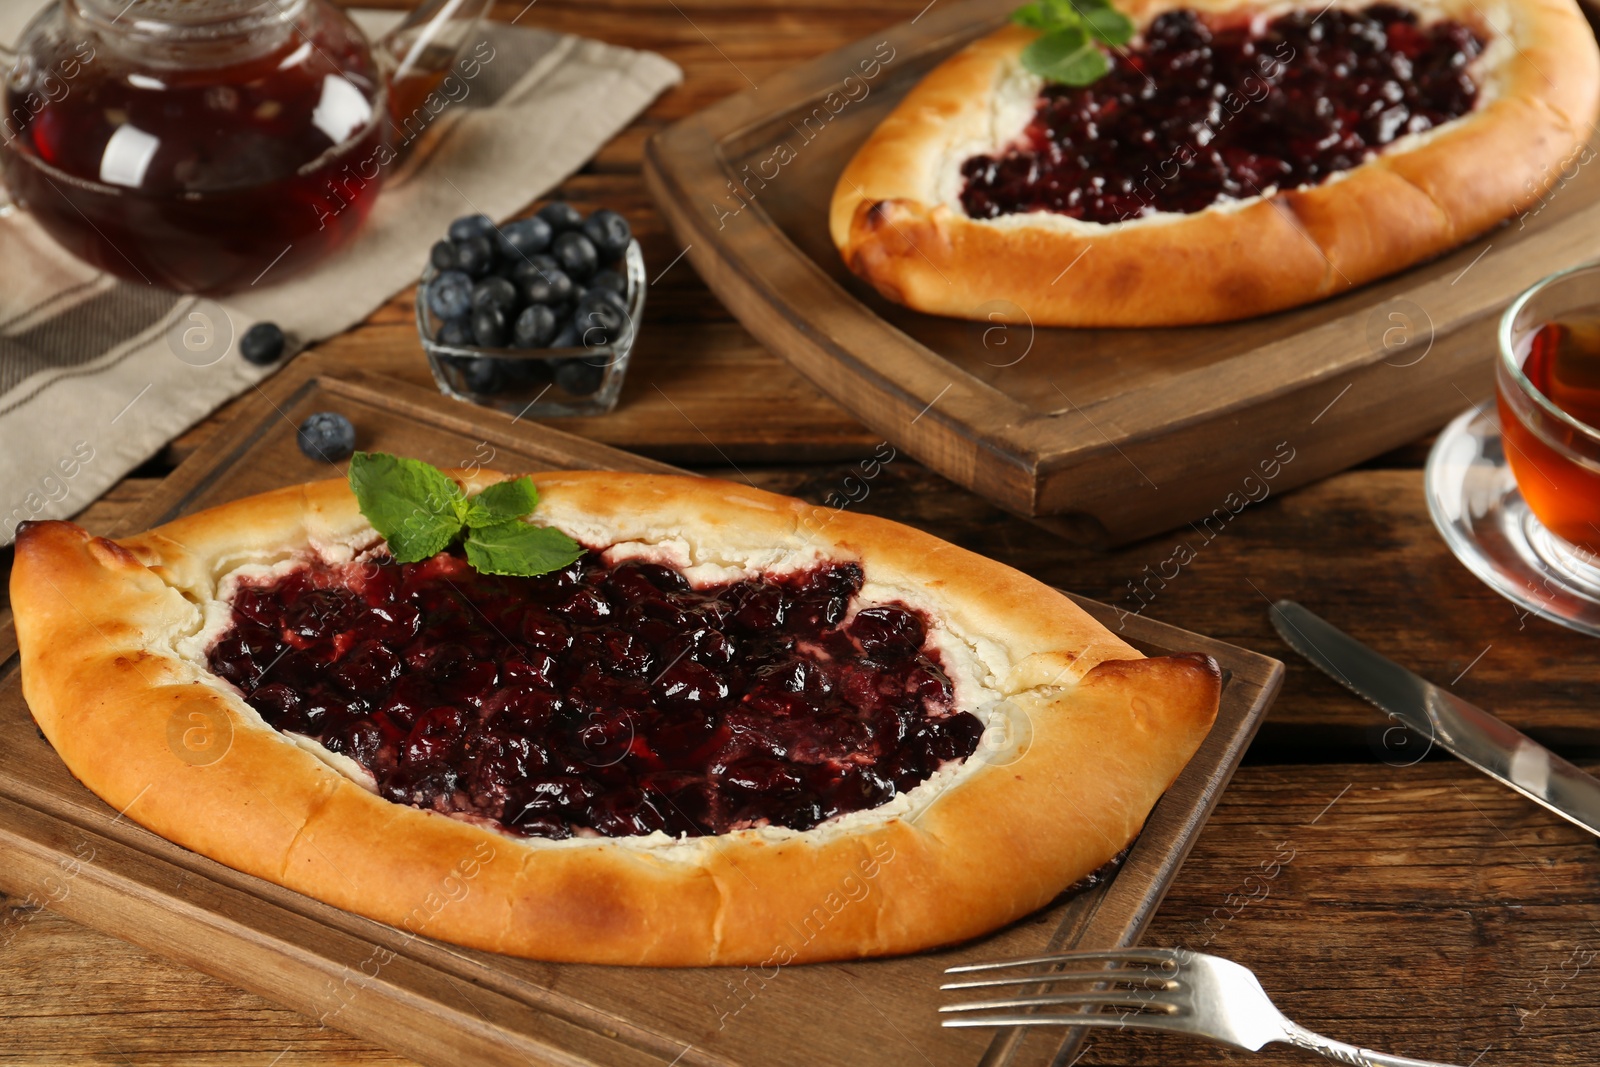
[1269,599,1600,838]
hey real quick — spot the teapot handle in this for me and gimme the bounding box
[377,0,494,88]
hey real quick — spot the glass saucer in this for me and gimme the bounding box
[1425,404,1600,636]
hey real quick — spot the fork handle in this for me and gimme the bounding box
[1281,1020,1465,1067]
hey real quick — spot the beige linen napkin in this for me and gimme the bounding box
[0,7,680,545]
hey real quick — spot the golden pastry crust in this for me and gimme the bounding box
[10,471,1221,965]
[830,0,1600,326]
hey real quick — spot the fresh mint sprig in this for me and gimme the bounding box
[1012,0,1135,86]
[347,452,582,577]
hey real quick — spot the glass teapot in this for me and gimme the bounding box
[0,0,489,294]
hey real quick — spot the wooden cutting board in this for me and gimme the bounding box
[644,0,1600,545]
[0,355,1282,1067]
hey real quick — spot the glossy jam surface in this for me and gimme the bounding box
[205,551,983,839]
[1499,320,1600,553]
[960,5,1485,224]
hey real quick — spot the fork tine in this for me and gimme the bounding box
[941,992,1184,1014]
[943,1012,1191,1032]
[944,948,1179,974]
[941,969,1179,991]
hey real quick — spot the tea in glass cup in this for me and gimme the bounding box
[1497,264,1600,559]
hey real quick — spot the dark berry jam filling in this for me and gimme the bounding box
[960,4,1485,224]
[205,550,983,840]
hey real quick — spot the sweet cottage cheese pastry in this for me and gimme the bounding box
[831,0,1600,325]
[11,466,1220,964]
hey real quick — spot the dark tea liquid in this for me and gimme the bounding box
[1,16,387,293]
[1498,319,1600,554]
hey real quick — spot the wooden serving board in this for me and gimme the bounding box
[0,356,1282,1067]
[644,0,1600,545]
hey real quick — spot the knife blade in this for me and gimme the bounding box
[1269,599,1600,838]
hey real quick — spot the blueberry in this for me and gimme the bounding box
[574,297,627,348]
[471,276,519,316]
[240,321,286,365]
[537,201,584,234]
[453,234,494,277]
[296,412,356,461]
[508,257,556,293]
[437,318,472,346]
[511,254,561,282]
[552,231,599,281]
[505,358,555,388]
[494,216,552,260]
[447,213,495,242]
[555,358,605,396]
[513,303,558,348]
[426,270,473,321]
[459,356,504,395]
[523,267,574,306]
[589,269,627,296]
[581,209,632,262]
[580,286,629,318]
[472,305,509,348]
[549,321,580,349]
[429,239,456,271]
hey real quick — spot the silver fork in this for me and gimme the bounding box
[940,948,1461,1066]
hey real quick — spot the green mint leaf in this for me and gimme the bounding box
[348,453,572,577]
[464,476,539,529]
[1013,0,1127,81]
[1013,0,1083,29]
[1011,1,1056,29]
[1080,5,1134,45]
[348,451,466,563]
[1021,26,1111,85]
[463,520,583,577]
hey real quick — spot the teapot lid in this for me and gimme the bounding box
[73,0,309,45]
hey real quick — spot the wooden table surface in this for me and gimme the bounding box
[6,2,1600,1065]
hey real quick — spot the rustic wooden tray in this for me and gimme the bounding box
[0,356,1282,1067]
[643,0,1600,545]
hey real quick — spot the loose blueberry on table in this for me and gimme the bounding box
[295,412,357,462]
[207,552,982,839]
[422,201,636,401]
[240,321,287,366]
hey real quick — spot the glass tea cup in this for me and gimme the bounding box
[1496,263,1600,562]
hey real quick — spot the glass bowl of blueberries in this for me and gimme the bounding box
[417,201,643,417]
